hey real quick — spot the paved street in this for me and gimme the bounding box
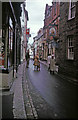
[25,59,78,119]
[1,60,78,119]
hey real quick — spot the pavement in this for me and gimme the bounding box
[10,61,38,119]
[10,62,27,119]
[0,63,25,119]
[1,61,38,119]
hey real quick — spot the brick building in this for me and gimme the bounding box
[57,2,78,80]
[36,28,43,59]
[43,4,52,60]
[43,1,60,61]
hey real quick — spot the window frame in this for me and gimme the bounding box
[67,36,74,60]
[8,17,13,67]
[68,1,76,20]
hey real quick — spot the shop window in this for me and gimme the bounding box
[1,27,6,68]
[8,18,13,67]
[67,36,74,60]
[68,1,76,19]
[9,27,13,53]
[0,29,4,68]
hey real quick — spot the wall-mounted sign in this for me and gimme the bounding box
[26,28,30,35]
[49,27,56,37]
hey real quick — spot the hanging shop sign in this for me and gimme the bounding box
[49,27,56,37]
[26,28,30,35]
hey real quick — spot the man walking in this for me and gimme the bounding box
[26,49,30,68]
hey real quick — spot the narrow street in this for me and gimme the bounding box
[1,1,78,119]
[1,60,78,119]
[24,59,78,119]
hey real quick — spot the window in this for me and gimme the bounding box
[67,36,74,60]
[71,2,76,18]
[68,1,76,19]
[8,18,13,67]
[44,29,47,39]
[54,2,56,16]
[9,27,13,53]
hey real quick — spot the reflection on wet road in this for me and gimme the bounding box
[27,60,78,118]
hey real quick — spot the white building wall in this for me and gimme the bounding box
[20,3,28,62]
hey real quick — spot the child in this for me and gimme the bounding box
[33,55,40,71]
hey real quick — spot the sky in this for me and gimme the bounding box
[26,0,52,44]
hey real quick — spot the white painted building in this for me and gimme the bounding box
[20,3,29,62]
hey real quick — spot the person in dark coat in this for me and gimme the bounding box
[26,49,30,68]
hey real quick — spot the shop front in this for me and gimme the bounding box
[0,2,22,90]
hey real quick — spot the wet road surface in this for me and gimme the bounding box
[26,59,78,119]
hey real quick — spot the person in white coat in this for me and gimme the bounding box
[50,54,55,74]
[47,54,51,71]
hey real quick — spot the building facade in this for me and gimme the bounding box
[20,3,29,62]
[36,28,43,59]
[33,1,60,62]
[0,2,24,90]
[33,36,38,58]
[43,1,60,61]
[58,2,78,80]
[43,4,52,61]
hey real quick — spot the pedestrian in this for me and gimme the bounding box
[50,54,55,74]
[36,53,40,71]
[33,55,37,70]
[33,53,40,71]
[47,54,51,71]
[25,49,30,68]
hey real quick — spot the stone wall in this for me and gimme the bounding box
[58,2,78,79]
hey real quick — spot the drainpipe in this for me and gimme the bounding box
[9,1,17,23]
[15,24,17,72]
